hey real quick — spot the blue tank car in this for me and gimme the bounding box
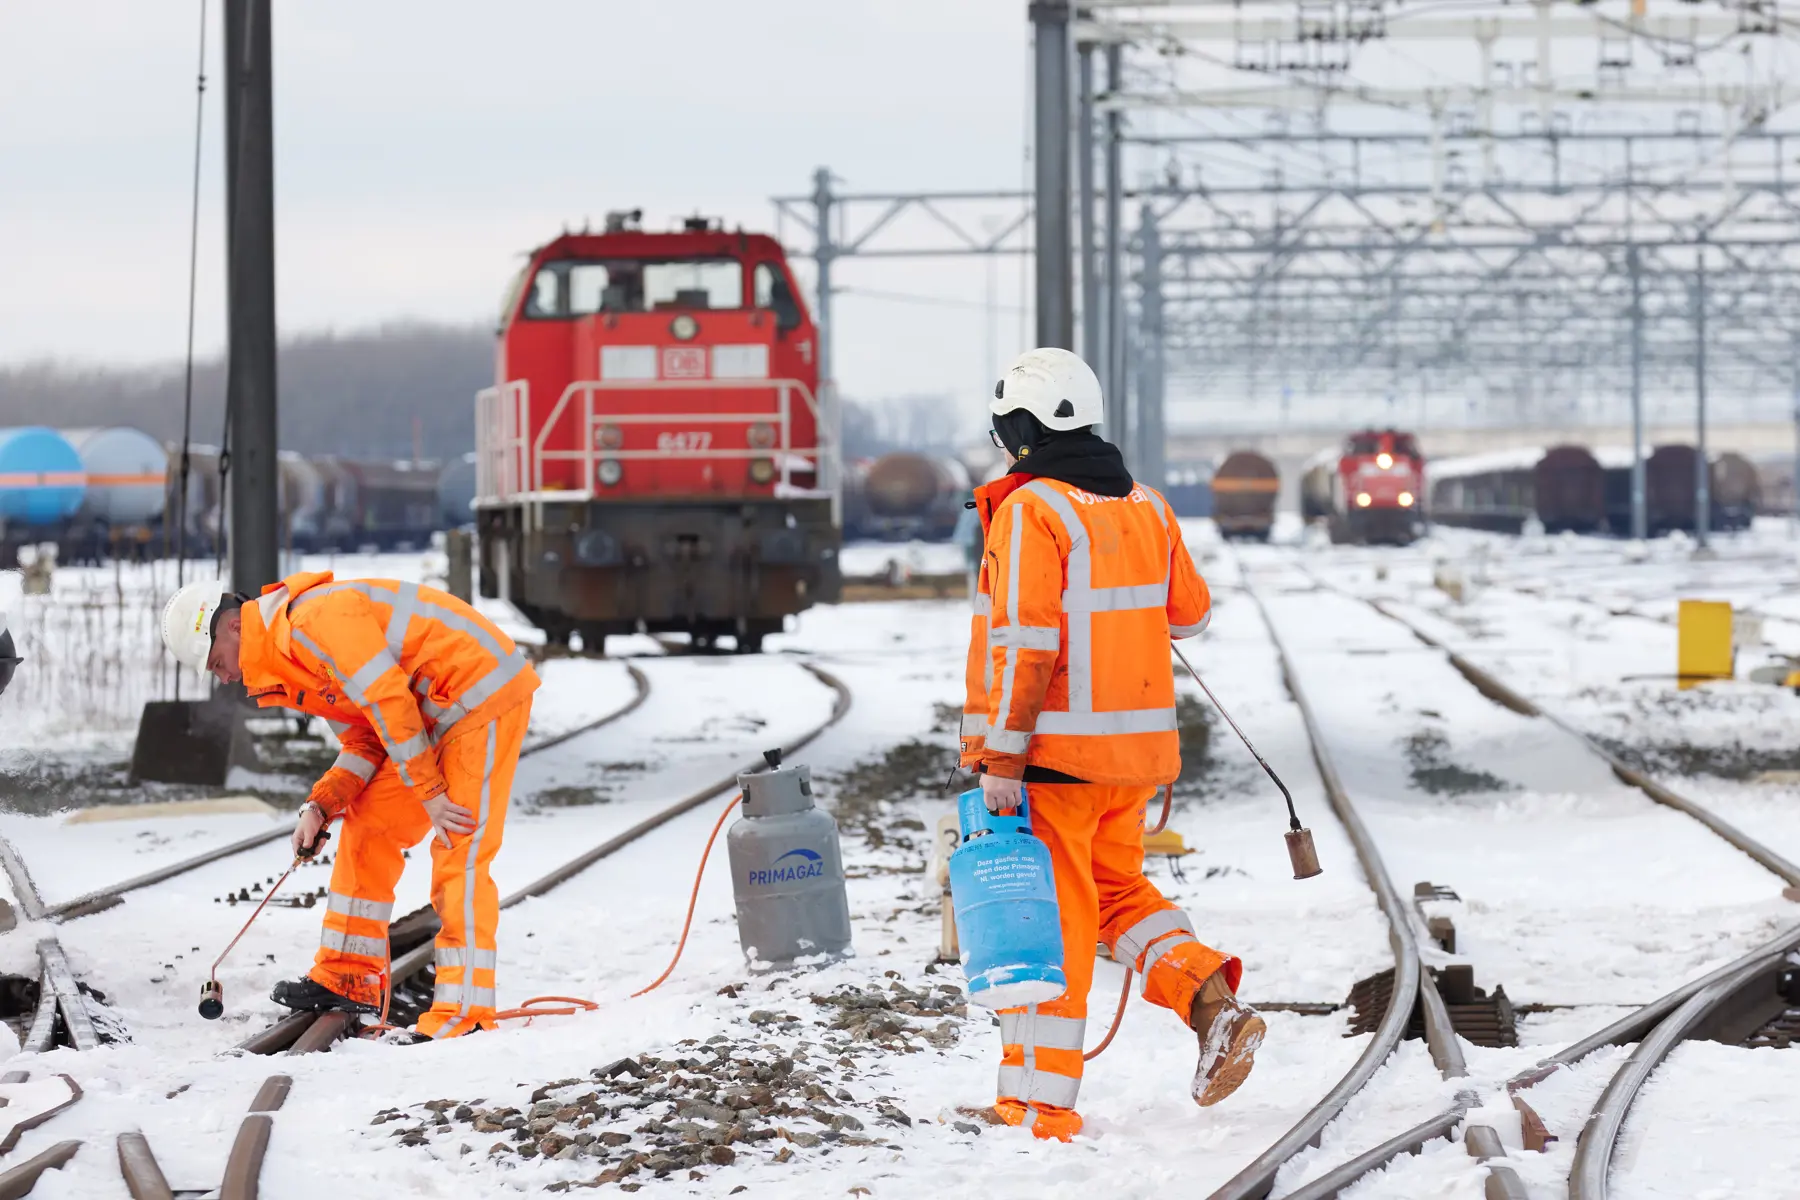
[0,427,86,526]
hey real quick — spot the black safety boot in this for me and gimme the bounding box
[270,977,378,1015]
[1189,971,1266,1108]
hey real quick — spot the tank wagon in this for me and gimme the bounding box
[1711,451,1760,531]
[844,453,968,541]
[0,428,86,559]
[1208,452,1275,538]
[473,213,841,653]
[1301,428,1424,544]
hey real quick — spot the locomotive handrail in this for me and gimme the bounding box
[533,377,824,496]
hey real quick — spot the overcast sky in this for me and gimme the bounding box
[0,1,1035,423]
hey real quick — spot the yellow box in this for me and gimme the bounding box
[1678,599,1734,683]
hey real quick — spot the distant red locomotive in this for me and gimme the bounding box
[1300,428,1424,544]
[474,213,841,654]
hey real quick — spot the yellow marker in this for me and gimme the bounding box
[1142,829,1191,857]
[1677,599,1734,686]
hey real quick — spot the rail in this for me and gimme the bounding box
[1203,571,1438,1200]
[1266,561,1800,1195]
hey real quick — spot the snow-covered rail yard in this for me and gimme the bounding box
[0,528,1794,1199]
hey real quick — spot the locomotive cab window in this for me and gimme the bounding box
[522,258,745,318]
[754,263,802,333]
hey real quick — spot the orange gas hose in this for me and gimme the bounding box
[1146,786,1173,836]
[1085,968,1133,1061]
[631,792,743,997]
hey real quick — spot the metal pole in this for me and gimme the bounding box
[1103,41,1126,440]
[1031,0,1073,349]
[1136,202,1165,489]
[811,166,839,525]
[1694,237,1711,550]
[1077,40,1100,370]
[812,167,835,398]
[225,0,279,594]
[1792,335,1799,536]
[1629,244,1647,540]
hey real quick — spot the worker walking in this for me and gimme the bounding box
[959,348,1263,1140]
[161,572,539,1040]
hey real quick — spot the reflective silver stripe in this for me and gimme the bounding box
[343,650,401,704]
[385,581,423,658]
[999,1011,1087,1052]
[455,723,498,1023]
[432,982,497,1007]
[326,893,393,923]
[960,713,991,737]
[384,729,433,765]
[990,502,1027,754]
[1034,707,1177,736]
[1170,610,1211,638]
[1138,933,1200,996]
[1140,484,1168,525]
[989,624,1060,651]
[996,1064,1081,1109]
[330,751,378,783]
[428,1014,479,1040]
[973,591,993,616]
[435,946,499,971]
[1022,482,1093,713]
[255,585,290,624]
[1064,582,1167,613]
[293,580,512,661]
[1114,908,1197,969]
[319,928,387,958]
[986,727,1031,753]
[292,629,416,784]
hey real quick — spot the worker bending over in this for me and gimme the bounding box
[162,572,539,1040]
[960,348,1263,1140]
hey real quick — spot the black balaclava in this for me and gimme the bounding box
[992,407,1050,460]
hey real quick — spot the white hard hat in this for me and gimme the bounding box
[992,347,1104,431]
[161,579,230,673]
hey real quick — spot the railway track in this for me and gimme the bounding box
[206,660,853,1194]
[1235,552,1800,1197]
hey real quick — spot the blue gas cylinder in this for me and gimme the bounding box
[948,785,1067,1010]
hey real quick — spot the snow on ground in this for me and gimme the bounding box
[838,539,966,579]
[3,530,1798,1197]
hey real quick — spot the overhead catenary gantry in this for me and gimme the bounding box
[777,1,1800,529]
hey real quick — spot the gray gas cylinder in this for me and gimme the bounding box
[726,751,853,969]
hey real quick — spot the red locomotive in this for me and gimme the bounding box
[474,212,841,654]
[1300,428,1424,545]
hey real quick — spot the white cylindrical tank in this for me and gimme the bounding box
[61,427,168,525]
[279,452,326,548]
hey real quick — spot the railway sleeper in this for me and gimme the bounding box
[1345,964,1518,1049]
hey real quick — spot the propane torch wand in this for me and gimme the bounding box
[1172,643,1322,880]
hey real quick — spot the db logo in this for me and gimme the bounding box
[661,347,707,379]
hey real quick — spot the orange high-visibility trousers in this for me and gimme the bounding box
[995,781,1242,1139]
[309,700,530,1038]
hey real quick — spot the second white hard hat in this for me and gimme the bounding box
[160,579,230,673]
[991,347,1104,431]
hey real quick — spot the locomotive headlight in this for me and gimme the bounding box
[1376,453,1394,470]
[1398,491,1415,507]
[670,315,699,341]
[747,422,777,449]
[1355,492,1373,508]
[597,423,624,450]
[748,458,776,484]
[598,459,624,487]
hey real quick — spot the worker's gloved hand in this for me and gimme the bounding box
[980,773,1023,814]
[423,794,476,848]
[292,801,328,859]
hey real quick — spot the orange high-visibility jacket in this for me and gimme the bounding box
[239,572,540,814]
[959,474,1211,785]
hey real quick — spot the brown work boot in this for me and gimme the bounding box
[1189,971,1266,1108]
